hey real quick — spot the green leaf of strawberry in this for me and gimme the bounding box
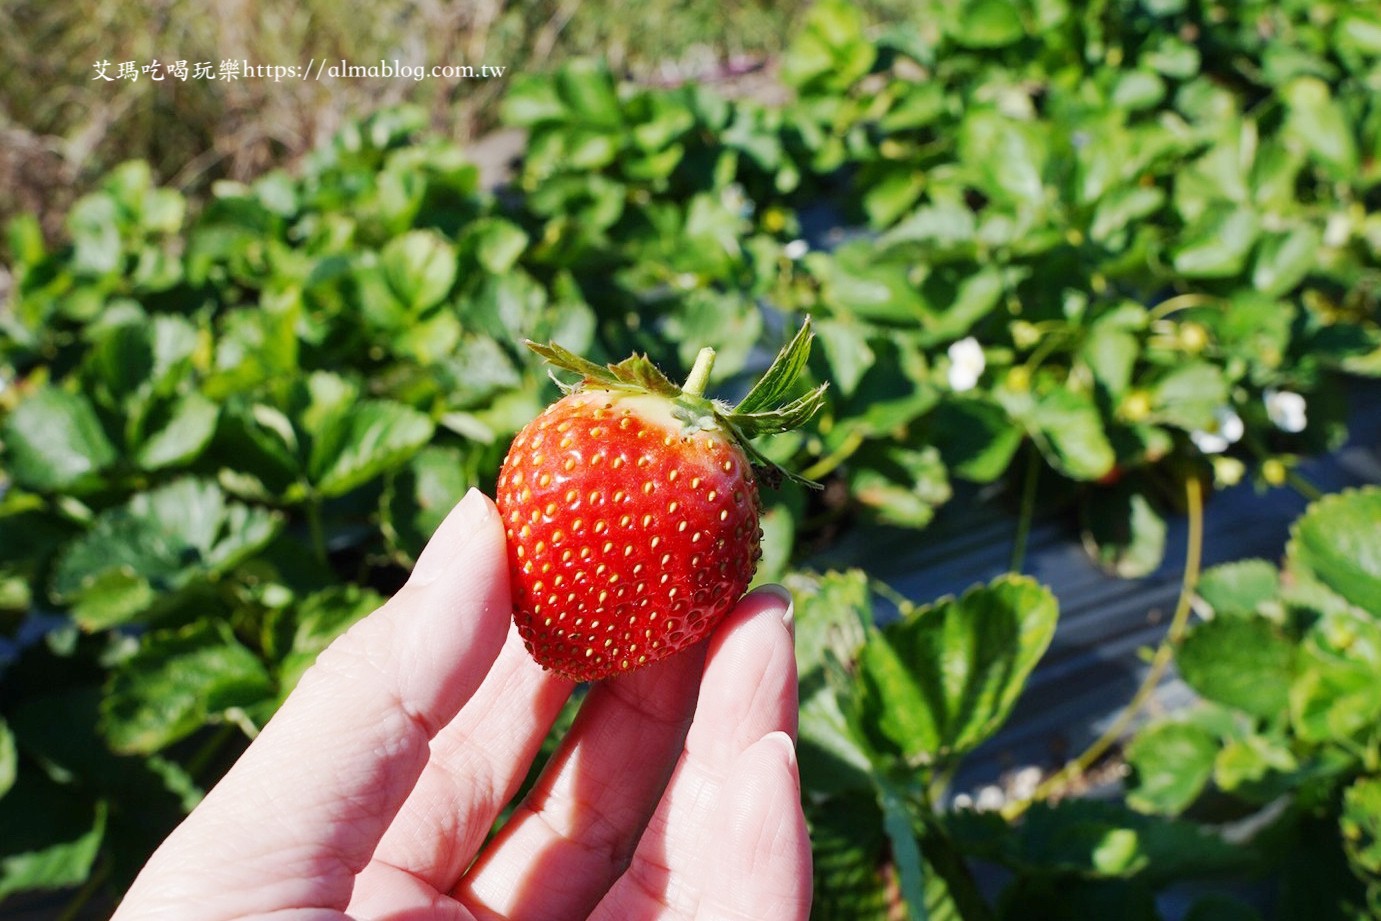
[496,320,827,681]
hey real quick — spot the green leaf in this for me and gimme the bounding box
[1125,720,1218,815]
[1177,617,1295,720]
[812,318,874,398]
[790,570,871,686]
[308,400,436,498]
[878,779,929,919]
[1081,323,1140,399]
[971,798,1250,883]
[135,391,220,470]
[788,569,877,796]
[276,585,385,696]
[959,110,1048,207]
[808,793,891,919]
[67,568,159,631]
[1197,559,1281,619]
[7,686,203,872]
[1289,610,1381,745]
[930,399,1022,483]
[2,386,116,491]
[1281,76,1359,179]
[734,319,817,416]
[848,445,952,529]
[1032,388,1116,481]
[102,620,275,754]
[781,0,875,93]
[1339,10,1381,54]
[53,479,283,627]
[382,445,474,563]
[854,575,1058,765]
[1252,225,1322,297]
[1090,186,1165,243]
[1172,206,1261,278]
[86,319,155,401]
[0,717,15,799]
[1150,362,1229,431]
[627,91,695,151]
[810,245,928,324]
[1081,482,1168,579]
[664,290,763,387]
[950,0,1025,48]
[750,500,798,588]
[1213,732,1297,793]
[381,230,457,311]
[881,202,977,253]
[554,59,623,130]
[863,167,927,228]
[923,267,1006,344]
[1111,69,1166,111]
[500,73,567,126]
[1287,488,1381,616]
[66,192,122,276]
[206,294,301,398]
[472,218,528,275]
[0,774,106,900]
[1341,776,1381,889]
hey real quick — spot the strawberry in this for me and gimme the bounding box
[495,321,826,682]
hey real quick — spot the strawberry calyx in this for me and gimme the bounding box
[525,318,828,486]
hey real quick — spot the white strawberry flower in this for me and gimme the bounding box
[783,238,809,260]
[1264,388,1307,433]
[722,182,752,218]
[947,337,986,392]
[1190,406,1244,454]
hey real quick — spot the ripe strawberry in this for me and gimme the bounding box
[495,322,827,682]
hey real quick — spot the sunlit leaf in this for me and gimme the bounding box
[2,387,116,492]
[1287,488,1381,616]
[854,575,1058,765]
[1125,720,1218,815]
[102,620,275,754]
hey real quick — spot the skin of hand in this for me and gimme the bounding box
[111,488,812,921]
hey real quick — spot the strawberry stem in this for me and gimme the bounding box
[682,347,716,399]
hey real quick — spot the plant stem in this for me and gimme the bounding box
[919,815,997,921]
[870,576,917,617]
[57,855,111,921]
[682,347,716,399]
[1147,292,1226,321]
[1287,469,1324,502]
[306,497,328,565]
[1010,443,1040,574]
[1001,474,1205,821]
[187,722,237,781]
[801,429,865,482]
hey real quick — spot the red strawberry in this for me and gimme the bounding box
[495,322,826,682]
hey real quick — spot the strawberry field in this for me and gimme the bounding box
[2,0,1381,917]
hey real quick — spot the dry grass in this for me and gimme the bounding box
[0,0,873,242]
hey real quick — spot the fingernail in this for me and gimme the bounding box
[757,729,798,769]
[410,488,492,586]
[751,583,795,629]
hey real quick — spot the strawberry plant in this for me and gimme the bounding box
[1117,487,1381,918]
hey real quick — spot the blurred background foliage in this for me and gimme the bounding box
[2,0,1381,917]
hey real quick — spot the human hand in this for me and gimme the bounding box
[113,488,812,920]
